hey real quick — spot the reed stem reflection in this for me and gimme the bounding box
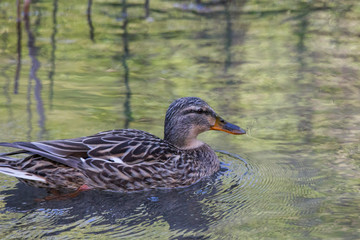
[48,0,58,110]
[24,4,46,139]
[144,0,150,19]
[14,0,22,94]
[293,5,314,142]
[87,0,95,42]
[121,0,133,129]
[223,1,232,74]
[1,65,14,123]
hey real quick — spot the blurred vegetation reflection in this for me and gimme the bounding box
[0,0,359,239]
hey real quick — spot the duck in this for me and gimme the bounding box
[0,97,245,193]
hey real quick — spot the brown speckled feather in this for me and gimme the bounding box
[0,129,219,191]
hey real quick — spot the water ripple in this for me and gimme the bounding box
[0,150,313,239]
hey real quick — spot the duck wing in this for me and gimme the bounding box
[84,129,179,165]
[0,129,178,168]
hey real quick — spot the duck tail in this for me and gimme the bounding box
[0,154,47,183]
[0,166,47,183]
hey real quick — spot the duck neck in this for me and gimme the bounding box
[164,126,204,149]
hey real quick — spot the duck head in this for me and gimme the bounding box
[164,97,246,149]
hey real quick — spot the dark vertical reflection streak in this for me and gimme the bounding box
[289,3,314,143]
[26,75,33,141]
[87,0,95,42]
[48,0,58,110]
[223,1,232,74]
[121,0,132,129]
[222,0,248,80]
[144,0,150,19]
[2,65,14,123]
[24,6,46,139]
[14,0,22,94]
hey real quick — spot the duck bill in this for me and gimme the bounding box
[210,116,246,135]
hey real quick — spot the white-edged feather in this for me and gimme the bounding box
[110,156,124,164]
[109,157,131,166]
[0,167,47,183]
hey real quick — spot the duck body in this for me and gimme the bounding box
[1,129,219,191]
[0,97,245,192]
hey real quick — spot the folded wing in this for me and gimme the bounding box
[0,129,178,168]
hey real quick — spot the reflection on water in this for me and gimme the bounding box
[24,5,46,140]
[144,0,150,19]
[87,0,95,43]
[121,0,133,129]
[1,66,13,124]
[1,154,249,239]
[0,0,359,239]
[48,0,58,109]
[14,0,22,94]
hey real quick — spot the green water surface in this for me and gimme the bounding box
[0,0,359,239]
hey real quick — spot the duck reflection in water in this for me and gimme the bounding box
[1,163,248,235]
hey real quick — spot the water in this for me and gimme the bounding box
[0,0,359,239]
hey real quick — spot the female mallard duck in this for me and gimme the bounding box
[0,97,245,192]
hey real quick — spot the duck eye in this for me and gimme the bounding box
[196,109,204,114]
